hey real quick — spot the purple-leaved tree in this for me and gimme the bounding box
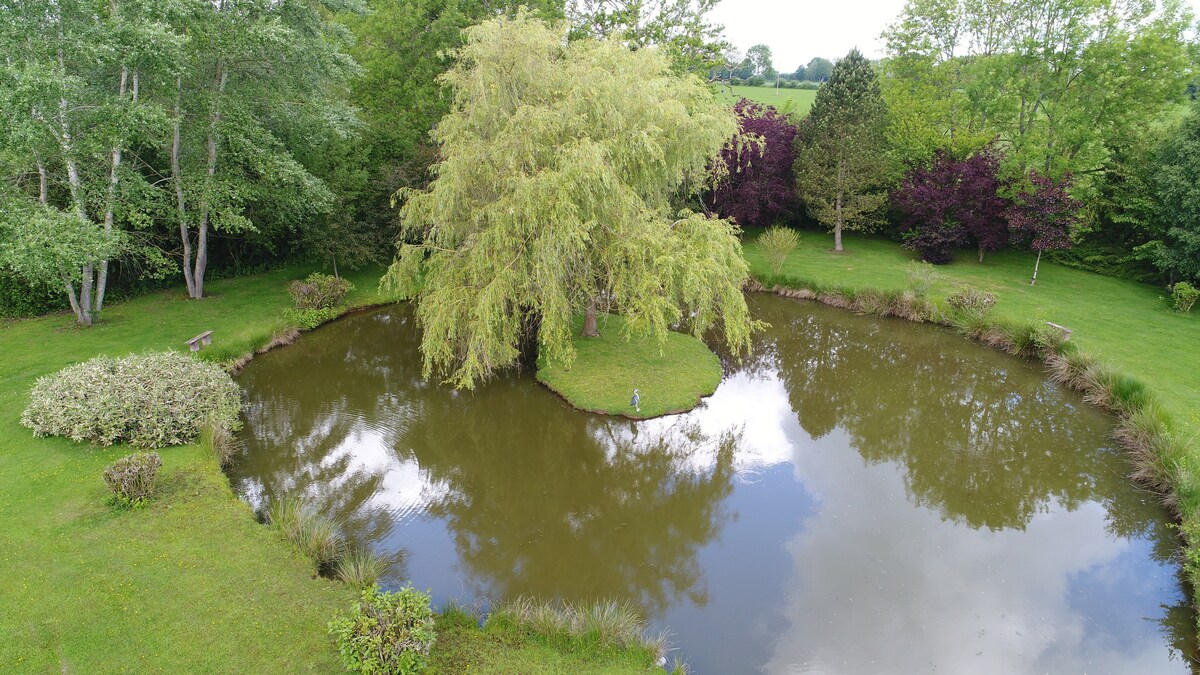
[1007,171,1083,285]
[891,150,1009,264]
[708,98,799,228]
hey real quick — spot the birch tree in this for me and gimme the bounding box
[167,0,360,299]
[384,13,759,389]
[0,0,170,324]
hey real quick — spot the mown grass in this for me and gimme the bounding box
[742,229,1200,436]
[536,313,722,419]
[0,266,385,673]
[715,84,817,113]
[0,266,660,673]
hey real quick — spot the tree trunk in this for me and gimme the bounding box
[581,303,599,337]
[978,243,985,263]
[39,154,85,321]
[833,164,844,252]
[56,80,93,326]
[35,153,47,204]
[97,66,134,316]
[192,68,227,299]
[172,76,197,298]
[1030,249,1042,285]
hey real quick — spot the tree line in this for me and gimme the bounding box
[713,43,834,86]
[0,0,728,325]
[711,0,1200,286]
[1,0,1197,329]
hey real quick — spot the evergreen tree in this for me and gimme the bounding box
[793,49,891,252]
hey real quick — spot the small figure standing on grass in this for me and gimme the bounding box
[630,388,641,413]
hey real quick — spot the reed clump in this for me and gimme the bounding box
[267,495,346,573]
[334,547,391,589]
[489,597,669,664]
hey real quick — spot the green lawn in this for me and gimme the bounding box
[0,267,659,673]
[716,84,817,113]
[537,313,722,419]
[742,230,1200,437]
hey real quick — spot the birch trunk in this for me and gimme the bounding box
[37,153,85,319]
[192,67,227,299]
[55,74,94,326]
[97,67,135,314]
[172,76,197,297]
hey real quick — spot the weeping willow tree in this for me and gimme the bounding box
[383,12,758,389]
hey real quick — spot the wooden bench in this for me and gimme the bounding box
[1045,322,1072,341]
[186,330,214,352]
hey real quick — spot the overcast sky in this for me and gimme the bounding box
[712,0,1200,73]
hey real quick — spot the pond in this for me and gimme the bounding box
[228,295,1197,673]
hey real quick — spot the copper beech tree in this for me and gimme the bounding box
[383,13,760,389]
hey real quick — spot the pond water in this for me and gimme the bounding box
[228,295,1197,673]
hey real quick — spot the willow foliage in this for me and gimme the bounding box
[384,13,757,389]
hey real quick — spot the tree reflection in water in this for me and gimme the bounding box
[231,306,740,614]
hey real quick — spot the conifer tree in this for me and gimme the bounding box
[793,49,891,252]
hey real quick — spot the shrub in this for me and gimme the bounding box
[1171,281,1198,313]
[901,222,965,264]
[0,271,63,319]
[746,75,765,87]
[329,585,436,675]
[288,273,353,310]
[335,548,391,590]
[758,226,800,274]
[904,261,938,299]
[283,306,342,331]
[945,286,997,317]
[21,352,242,447]
[103,452,162,508]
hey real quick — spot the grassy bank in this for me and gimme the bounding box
[536,313,722,419]
[743,231,1200,433]
[743,229,1200,622]
[0,267,658,673]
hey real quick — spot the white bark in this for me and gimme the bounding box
[172,76,197,298]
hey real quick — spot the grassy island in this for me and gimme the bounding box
[537,314,722,419]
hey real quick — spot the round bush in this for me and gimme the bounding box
[21,352,242,447]
[103,452,162,508]
[329,585,436,675]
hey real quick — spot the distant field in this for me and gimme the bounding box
[715,85,817,114]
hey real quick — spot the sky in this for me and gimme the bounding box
[711,0,1200,73]
[711,0,911,71]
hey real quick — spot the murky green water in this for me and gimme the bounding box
[229,295,1197,673]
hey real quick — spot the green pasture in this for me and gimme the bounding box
[716,84,818,114]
